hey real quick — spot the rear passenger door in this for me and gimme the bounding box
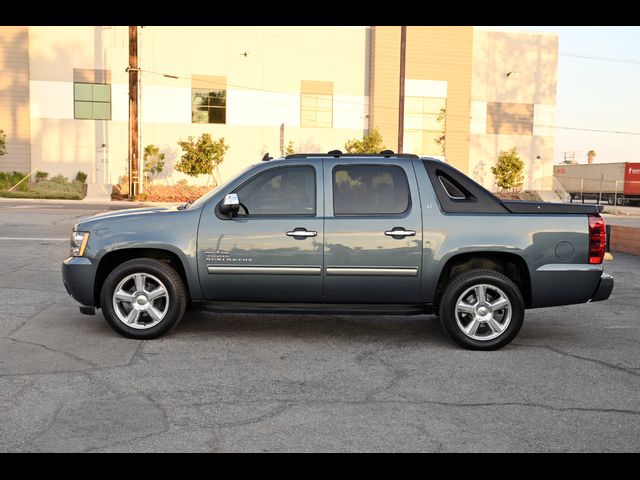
[323,159,423,303]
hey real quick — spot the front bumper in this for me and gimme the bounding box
[591,272,614,302]
[62,256,97,307]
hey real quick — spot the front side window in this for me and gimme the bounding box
[332,164,410,216]
[192,88,226,124]
[234,166,316,216]
[74,82,111,120]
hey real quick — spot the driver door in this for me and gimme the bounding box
[197,163,324,302]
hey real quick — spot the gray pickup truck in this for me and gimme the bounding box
[62,152,613,350]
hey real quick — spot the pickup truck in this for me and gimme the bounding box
[62,152,613,350]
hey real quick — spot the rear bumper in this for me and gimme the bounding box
[591,272,614,302]
[62,256,97,307]
[531,263,612,308]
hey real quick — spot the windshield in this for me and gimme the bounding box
[186,164,258,209]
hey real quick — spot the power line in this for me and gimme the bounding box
[559,52,640,65]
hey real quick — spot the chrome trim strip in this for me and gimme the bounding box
[207,266,321,275]
[536,263,603,272]
[326,267,419,277]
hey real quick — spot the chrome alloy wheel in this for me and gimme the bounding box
[112,273,170,330]
[454,283,512,341]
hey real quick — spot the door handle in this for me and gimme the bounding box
[385,228,416,237]
[286,228,317,238]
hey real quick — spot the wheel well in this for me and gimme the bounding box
[94,248,190,307]
[435,252,531,308]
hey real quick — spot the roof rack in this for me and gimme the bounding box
[286,150,419,159]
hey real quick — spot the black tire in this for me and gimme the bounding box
[100,258,187,339]
[616,195,626,206]
[607,196,615,206]
[438,269,524,350]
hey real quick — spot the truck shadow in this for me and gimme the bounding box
[174,310,453,346]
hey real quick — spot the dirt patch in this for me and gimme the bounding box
[496,190,542,202]
[113,183,213,202]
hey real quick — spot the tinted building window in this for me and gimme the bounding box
[74,82,111,120]
[235,166,316,216]
[332,165,410,215]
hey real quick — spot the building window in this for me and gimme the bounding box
[191,75,227,124]
[74,83,111,120]
[300,80,333,128]
[192,89,226,124]
[404,96,446,156]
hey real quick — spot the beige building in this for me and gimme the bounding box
[0,26,558,191]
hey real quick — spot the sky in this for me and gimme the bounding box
[496,26,640,165]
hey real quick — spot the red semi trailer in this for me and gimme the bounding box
[554,162,640,206]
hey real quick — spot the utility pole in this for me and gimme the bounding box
[397,25,407,154]
[128,26,140,198]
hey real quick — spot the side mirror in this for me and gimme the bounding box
[219,193,240,218]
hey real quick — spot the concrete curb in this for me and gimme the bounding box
[0,197,181,210]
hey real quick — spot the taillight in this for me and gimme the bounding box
[588,214,606,264]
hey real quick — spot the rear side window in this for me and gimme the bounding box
[234,165,316,216]
[332,164,410,215]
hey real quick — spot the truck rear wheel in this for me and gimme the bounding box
[100,258,187,339]
[438,269,524,350]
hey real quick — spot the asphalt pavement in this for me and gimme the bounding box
[0,203,639,452]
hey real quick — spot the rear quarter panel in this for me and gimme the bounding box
[412,159,599,308]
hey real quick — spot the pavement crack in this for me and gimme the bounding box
[212,402,293,429]
[513,342,640,379]
[4,337,98,368]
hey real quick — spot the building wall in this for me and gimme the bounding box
[469,28,558,190]
[27,26,370,185]
[369,26,473,172]
[0,26,31,173]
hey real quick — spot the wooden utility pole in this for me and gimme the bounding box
[128,26,139,197]
[397,26,407,154]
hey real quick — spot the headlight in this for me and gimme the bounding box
[70,231,90,257]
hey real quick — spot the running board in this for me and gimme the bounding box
[192,301,433,316]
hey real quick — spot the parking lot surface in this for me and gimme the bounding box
[1,204,639,452]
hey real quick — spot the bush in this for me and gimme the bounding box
[35,171,49,182]
[344,128,386,154]
[0,129,6,156]
[75,171,88,184]
[176,134,229,184]
[143,144,165,183]
[50,174,68,184]
[491,148,525,193]
[0,171,29,192]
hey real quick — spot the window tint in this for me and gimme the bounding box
[333,165,410,216]
[234,166,316,216]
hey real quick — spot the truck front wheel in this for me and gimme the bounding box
[438,269,524,350]
[100,258,188,339]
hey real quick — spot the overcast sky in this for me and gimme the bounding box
[497,26,640,165]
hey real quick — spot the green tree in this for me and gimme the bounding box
[285,140,295,156]
[344,128,386,154]
[143,144,166,184]
[435,107,446,155]
[176,134,229,185]
[491,148,525,192]
[0,129,6,156]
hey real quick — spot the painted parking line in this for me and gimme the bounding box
[0,237,68,241]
